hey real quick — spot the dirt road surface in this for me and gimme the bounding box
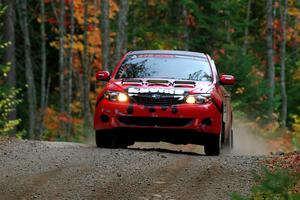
[0,127,271,200]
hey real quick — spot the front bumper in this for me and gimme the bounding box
[94,98,222,135]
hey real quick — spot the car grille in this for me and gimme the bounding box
[117,117,193,127]
[130,94,184,106]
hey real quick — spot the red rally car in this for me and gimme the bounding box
[94,50,235,155]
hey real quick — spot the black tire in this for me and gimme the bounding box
[95,131,128,148]
[204,134,221,156]
[96,132,113,148]
[221,121,226,143]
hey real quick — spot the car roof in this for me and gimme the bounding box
[126,50,207,58]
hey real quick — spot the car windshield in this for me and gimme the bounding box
[115,54,213,82]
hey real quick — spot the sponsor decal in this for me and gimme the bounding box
[127,87,185,95]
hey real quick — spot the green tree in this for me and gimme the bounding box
[0,4,21,135]
[231,167,300,200]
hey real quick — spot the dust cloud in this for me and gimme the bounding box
[83,135,97,146]
[230,120,274,156]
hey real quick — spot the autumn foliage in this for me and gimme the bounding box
[40,0,119,139]
[0,0,299,145]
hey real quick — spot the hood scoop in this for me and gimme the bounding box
[146,79,172,86]
[173,80,196,88]
[122,79,143,86]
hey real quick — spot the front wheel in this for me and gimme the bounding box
[204,134,221,156]
[96,131,128,148]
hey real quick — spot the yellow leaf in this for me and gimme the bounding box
[49,41,59,49]
[294,68,300,80]
[37,16,42,23]
[288,8,300,16]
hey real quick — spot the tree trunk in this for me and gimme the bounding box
[83,0,92,133]
[225,0,231,43]
[59,0,65,136]
[243,0,251,55]
[114,0,129,67]
[131,1,137,49]
[182,5,189,51]
[37,0,47,137]
[17,0,37,139]
[101,0,110,71]
[266,0,275,120]
[66,0,75,138]
[3,0,16,135]
[292,2,300,64]
[280,0,287,127]
[45,77,51,119]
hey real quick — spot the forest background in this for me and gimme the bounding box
[0,0,300,149]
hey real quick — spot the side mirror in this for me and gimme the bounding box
[96,71,110,81]
[219,75,235,85]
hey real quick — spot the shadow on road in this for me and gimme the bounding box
[128,143,204,156]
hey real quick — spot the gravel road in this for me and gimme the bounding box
[0,136,267,200]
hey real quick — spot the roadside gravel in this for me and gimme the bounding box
[0,138,265,200]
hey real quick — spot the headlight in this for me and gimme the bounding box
[105,90,128,102]
[186,96,196,104]
[186,94,211,104]
[117,93,128,102]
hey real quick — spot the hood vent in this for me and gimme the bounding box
[146,79,170,84]
[173,80,196,87]
[146,79,172,86]
[122,79,143,85]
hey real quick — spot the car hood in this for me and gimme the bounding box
[108,78,214,94]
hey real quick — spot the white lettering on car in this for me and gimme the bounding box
[175,90,184,95]
[140,88,149,93]
[128,87,185,95]
[128,88,139,93]
[149,88,159,93]
[158,88,165,93]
